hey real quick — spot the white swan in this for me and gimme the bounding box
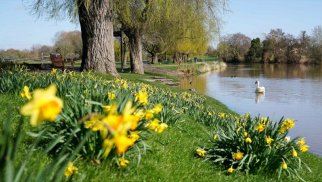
[255,80,265,93]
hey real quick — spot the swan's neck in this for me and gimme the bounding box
[256,82,260,88]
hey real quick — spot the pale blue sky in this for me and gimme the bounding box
[220,0,322,39]
[0,0,321,50]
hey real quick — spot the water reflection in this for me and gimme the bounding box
[180,63,322,156]
[255,93,265,104]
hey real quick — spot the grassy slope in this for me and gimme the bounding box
[1,74,322,182]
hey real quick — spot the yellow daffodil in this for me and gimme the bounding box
[51,68,57,75]
[265,136,274,145]
[256,124,265,132]
[243,132,248,137]
[135,90,148,105]
[152,104,163,114]
[260,117,268,124]
[122,101,139,130]
[196,148,206,157]
[119,158,129,168]
[64,162,78,177]
[146,119,160,131]
[279,118,295,134]
[20,84,63,127]
[20,86,32,100]
[297,138,306,146]
[102,139,114,158]
[107,92,116,100]
[122,82,128,89]
[282,161,288,170]
[292,148,298,157]
[84,114,101,129]
[218,112,226,119]
[299,144,309,152]
[155,123,168,133]
[145,110,154,120]
[114,134,135,154]
[297,138,309,152]
[129,131,140,142]
[213,134,218,141]
[245,137,252,144]
[233,151,244,161]
[227,167,234,174]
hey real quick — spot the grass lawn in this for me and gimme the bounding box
[1,70,321,182]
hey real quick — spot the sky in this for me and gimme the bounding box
[220,0,322,40]
[0,0,321,50]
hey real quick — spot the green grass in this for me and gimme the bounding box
[1,72,322,181]
[153,64,179,71]
[196,55,219,61]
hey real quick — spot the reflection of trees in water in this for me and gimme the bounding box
[262,64,322,79]
[179,75,207,94]
[219,64,322,79]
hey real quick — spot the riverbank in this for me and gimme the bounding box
[0,69,321,181]
[145,61,227,77]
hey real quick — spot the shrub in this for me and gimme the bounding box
[196,114,311,180]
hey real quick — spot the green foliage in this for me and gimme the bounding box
[198,114,311,181]
[246,38,262,62]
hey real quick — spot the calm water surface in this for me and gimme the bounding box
[180,64,322,156]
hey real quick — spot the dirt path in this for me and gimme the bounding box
[143,64,181,77]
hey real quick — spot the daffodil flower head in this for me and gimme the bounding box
[155,123,168,133]
[129,131,140,142]
[279,118,295,133]
[20,84,63,127]
[256,124,265,132]
[51,68,57,75]
[107,91,116,100]
[227,166,234,174]
[114,134,135,154]
[152,104,163,114]
[233,151,244,161]
[135,90,148,105]
[265,136,274,145]
[64,162,78,177]
[245,137,252,144]
[119,158,129,168]
[20,86,32,100]
[196,148,206,157]
[218,112,226,119]
[292,148,298,157]
[282,161,288,170]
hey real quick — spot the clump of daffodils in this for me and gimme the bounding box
[197,114,310,180]
[85,100,167,158]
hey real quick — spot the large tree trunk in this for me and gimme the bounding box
[151,53,158,64]
[78,0,118,76]
[125,28,144,74]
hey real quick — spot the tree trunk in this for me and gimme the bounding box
[151,53,158,64]
[125,28,144,74]
[78,0,118,76]
[120,31,125,72]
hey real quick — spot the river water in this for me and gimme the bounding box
[180,63,322,156]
